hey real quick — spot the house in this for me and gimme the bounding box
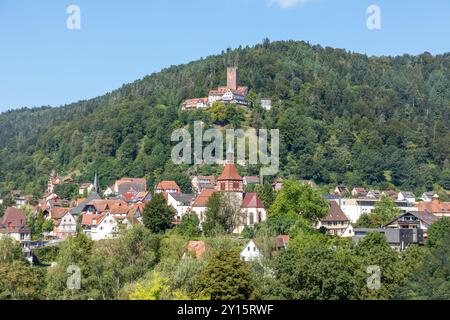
[421,192,438,202]
[79,183,94,196]
[366,190,382,199]
[240,240,263,262]
[183,240,207,259]
[81,212,118,241]
[353,228,424,251]
[384,211,441,239]
[275,235,289,250]
[191,176,216,193]
[272,178,283,192]
[351,187,366,197]
[0,207,32,263]
[334,185,349,196]
[167,193,196,222]
[382,190,398,200]
[181,98,209,110]
[260,99,272,111]
[397,191,416,204]
[339,197,418,223]
[192,189,217,223]
[237,193,267,233]
[317,202,352,237]
[243,176,260,186]
[69,192,102,218]
[106,178,147,196]
[418,197,450,217]
[15,195,33,207]
[53,211,77,239]
[155,181,181,194]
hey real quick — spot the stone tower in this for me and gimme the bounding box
[227,67,238,90]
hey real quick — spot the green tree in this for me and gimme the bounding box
[427,217,450,248]
[268,181,328,233]
[356,196,401,228]
[143,193,175,234]
[193,248,251,300]
[0,236,24,264]
[0,261,45,300]
[203,192,241,236]
[178,212,201,238]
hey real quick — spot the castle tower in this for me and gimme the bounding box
[226,140,234,164]
[227,67,238,90]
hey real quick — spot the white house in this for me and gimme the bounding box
[397,191,416,204]
[421,192,438,202]
[81,213,118,241]
[240,240,263,262]
[167,193,196,222]
[53,211,77,239]
[339,197,418,223]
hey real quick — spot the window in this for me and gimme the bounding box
[249,214,254,225]
[221,183,226,190]
[233,182,239,189]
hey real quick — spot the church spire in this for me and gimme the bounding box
[226,140,234,164]
[93,172,99,193]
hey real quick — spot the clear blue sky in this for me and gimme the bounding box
[1,0,449,111]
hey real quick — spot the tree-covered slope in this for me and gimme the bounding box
[0,40,449,196]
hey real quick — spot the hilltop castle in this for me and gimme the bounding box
[181,67,250,110]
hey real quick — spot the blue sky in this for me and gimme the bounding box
[0,0,449,111]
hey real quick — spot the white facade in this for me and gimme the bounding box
[240,240,263,262]
[339,198,418,223]
[84,213,118,241]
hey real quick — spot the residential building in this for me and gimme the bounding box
[155,181,181,194]
[0,207,32,263]
[351,187,367,197]
[81,212,118,241]
[397,191,416,204]
[243,176,260,186]
[353,228,424,251]
[167,193,196,222]
[240,240,263,262]
[192,189,217,223]
[421,192,438,202]
[105,178,147,197]
[334,184,348,196]
[339,197,418,223]
[418,197,450,217]
[384,211,440,238]
[317,202,352,237]
[191,176,216,193]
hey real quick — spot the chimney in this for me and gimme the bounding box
[227,67,237,90]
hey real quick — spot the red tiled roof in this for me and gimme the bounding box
[81,213,106,226]
[242,193,265,209]
[49,207,72,220]
[418,200,450,214]
[276,235,289,248]
[0,207,27,229]
[193,189,217,207]
[155,181,181,192]
[321,202,349,222]
[186,241,206,258]
[217,164,242,181]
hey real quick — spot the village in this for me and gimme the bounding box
[1,140,449,265]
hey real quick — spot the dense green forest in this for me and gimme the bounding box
[0,39,449,196]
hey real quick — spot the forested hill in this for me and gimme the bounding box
[0,40,449,197]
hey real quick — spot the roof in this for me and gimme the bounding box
[70,192,101,215]
[241,193,265,209]
[276,235,289,248]
[244,176,260,184]
[320,202,349,222]
[155,181,181,192]
[81,213,107,227]
[353,187,366,192]
[418,200,450,214]
[400,191,415,197]
[192,189,217,207]
[217,164,243,181]
[115,178,147,194]
[0,207,27,230]
[171,193,196,205]
[49,207,72,220]
[186,241,206,258]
